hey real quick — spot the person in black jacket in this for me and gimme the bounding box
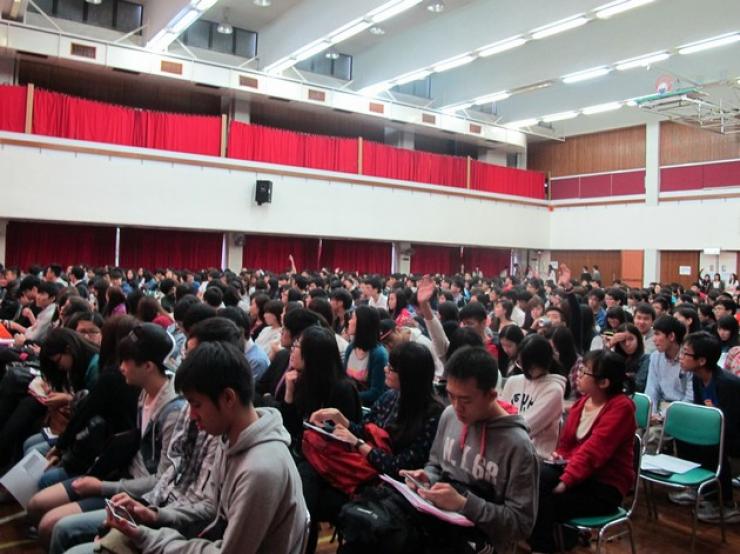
[677,331,740,523]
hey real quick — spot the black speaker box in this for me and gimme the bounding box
[255,180,272,205]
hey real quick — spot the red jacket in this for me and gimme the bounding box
[557,394,636,497]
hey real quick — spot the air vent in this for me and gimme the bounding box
[422,113,436,125]
[369,102,385,114]
[469,123,482,134]
[239,75,258,89]
[160,60,183,75]
[308,89,326,102]
[70,43,97,59]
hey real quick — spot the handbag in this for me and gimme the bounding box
[302,423,392,495]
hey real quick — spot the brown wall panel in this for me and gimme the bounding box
[660,122,740,166]
[620,250,644,288]
[528,126,646,177]
[660,251,700,288]
[549,251,622,285]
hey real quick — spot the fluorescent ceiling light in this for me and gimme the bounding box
[678,33,740,55]
[531,15,589,39]
[615,51,670,70]
[254,0,272,6]
[369,0,423,24]
[170,9,202,35]
[394,70,432,85]
[478,36,528,57]
[191,0,218,10]
[294,40,331,62]
[440,103,472,113]
[595,0,655,19]
[562,66,611,83]
[329,20,372,44]
[506,118,539,128]
[473,90,511,104]
[582,101,622,114]
[433,54,476,73]
[542,111,579,122]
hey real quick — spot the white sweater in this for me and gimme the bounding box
[502,373,566,458]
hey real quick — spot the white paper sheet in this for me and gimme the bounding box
[380,474,474,527]
[641,453,701,475]
[0,450,47,508]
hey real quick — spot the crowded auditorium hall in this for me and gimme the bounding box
[1,0,740,553]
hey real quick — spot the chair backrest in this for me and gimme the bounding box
[631,393,651,432]
[626,433,643,517]
[662,401,724,447]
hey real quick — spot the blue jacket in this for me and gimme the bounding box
[344,343,388,405]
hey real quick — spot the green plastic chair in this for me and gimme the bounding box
[631,392,652,437]
[556,434,642,554]
[639,401,726,553]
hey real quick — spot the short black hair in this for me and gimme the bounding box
[330,288,353,310]
[588,289,605,302]
[653,315,686,344]
[652,295,671,313]
[634,302,656,320]
[174,295,199,323]
[46,264,63,278]
[175,341,254,405]
[217,306,251,337]
[37,281,58,298]
[364,277,382,293]
[715,298,736,313]
[606,288,627,305]
[283,308,322,341]
[459,301,487,323]
[71,266,85,280]
[445,346,498,391]
[262,299,284,325]
[437,301,459,323]
[203,286,224,308]
[18,275,41,293]
[183,303,218,335]
[683,331,722,368]
[495,299,514,319]
[189,317,242,346]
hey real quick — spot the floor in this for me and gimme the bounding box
[0,489,738,553]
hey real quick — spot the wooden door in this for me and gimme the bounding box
[660,251,700,288]
[549,251,621,285]
[620,250,644,288]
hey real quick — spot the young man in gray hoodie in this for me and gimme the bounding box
[404,346,540,553]
[101,340,308,554]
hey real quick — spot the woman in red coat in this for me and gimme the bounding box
[528,349,636,553]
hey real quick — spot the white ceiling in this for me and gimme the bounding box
[202,0,303,32]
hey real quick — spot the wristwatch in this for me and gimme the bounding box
[354,438,366,450]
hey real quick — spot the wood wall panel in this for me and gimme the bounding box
[660,122,740,166]
[549,250,622,285]
[620,250,644,288]
[660,251,700,288]
[528,126,645,177]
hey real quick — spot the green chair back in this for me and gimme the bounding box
[632,393,651,430]
[663,401,723,447]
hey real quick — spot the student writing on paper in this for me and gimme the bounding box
[403,346,539,554]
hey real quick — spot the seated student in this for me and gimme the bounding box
[248,292,270,340]
[633,302,657,355]
[307,341,444,554]
[329,288,353,336]
[491,299,515,332]
[5,281,58,346]
[28,323,183,547]
[388,288,414,327]
[401,346,539,554]
[499,324,525,377]
[345,306,388,405]
[645,315,693,421]
[589,306,628,351]
[675,305,701,335]
[588,289,607,333]
[547,326,582,399]
[652,295,672,319]
[281,326,361,451]
[307,297,349,359]
[611,323,651,393]
[254,299,284,356]
[502,334,566,458]
[217,307,270,380]
[528,350,637,553]
[93,341,308,553]
[459,301,499,358]
[716,315,739,368]
[379,319,444,377]
[671,331,740,523]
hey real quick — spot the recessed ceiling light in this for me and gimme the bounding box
[253,0,272,7]
[369,26,386,35]
[427,1,446,13]
[325,50,340,60]
[217,7,233,35]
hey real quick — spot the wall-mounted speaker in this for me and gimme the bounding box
[255,180,272,205]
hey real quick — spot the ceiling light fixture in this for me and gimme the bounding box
[615,50,670,70]
[542,111,579,122]
[426,1,446,13]
[506,118,539,128]
[325,49,341,60]
[531,15,589,39]
[441,102,473,114]
[433,54,476,73]
[394,70,432,85]
[473,90,511,104]
[253,0,272,7]
[369,0,423,24]
[217,8,233,35]
[85,0,102,5]
[477,35,528,57]
[294,40,332,62]
[582,101,623,114]
[678,32,740,55]
[369,26,386,35]
[562,66,611,83]
[594,0,655,19]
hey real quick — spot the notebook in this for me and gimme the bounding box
[641,454,701,475]
[380,474,474,527]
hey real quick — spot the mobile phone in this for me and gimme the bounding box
[543,458,567,466]
[105,499,137,527]
[401,471,429,490]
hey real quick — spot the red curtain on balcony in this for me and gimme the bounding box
[119,228,223,270]
[0,85,26,132]
[462,247,511,278]
[320,239,392,274]
[5,221,115,269]
[410,244,461,275]
[139,111,221,156]
[242,235,320,272]
[362,141,466,188]
[470,161,545,199]
[228,121,358,173]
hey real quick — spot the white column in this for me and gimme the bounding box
[0,219,7,267]
[232,99,251,123]
[0,58,15,85]
[225,233,244,272]
[643,249,660,286]
[645,122,660,206]
[395,242,411,274]
[478,147,507,166]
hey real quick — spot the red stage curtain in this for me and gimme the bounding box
[0,85,26,132]
[119,228,223,270]
[242,235,320,272]
[33,89,139,146]
[320,239,391,275]
[5,221,115,269]
[462,247,511,278]
[362,141,466,188]
[410,244,461,275]
[139,111,221,156]
[228,121,358,173]
[470,161,545,199]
